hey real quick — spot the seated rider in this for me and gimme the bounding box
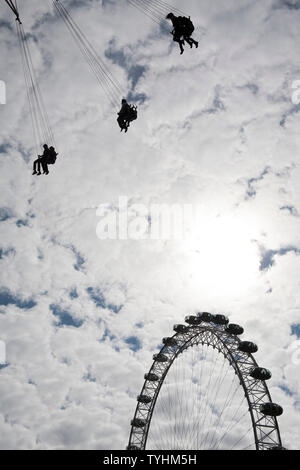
[32,144,50,175]
[32,144,57,176]
[166,13,198,55]
[124,105,137,130]
[41,146,58,175]
[117,99,137,133]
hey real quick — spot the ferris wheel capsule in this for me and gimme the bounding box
[197,312,213,323]
[268,446,288,450]
[137,395,152,404]
[238,341,258,354]
[144,373,160,382]
[173,324,188,333]
[153,353,168,363]
[260,403,283,417]
[249,367,272,381]
[162,337,177,347]
[127,445,140,450]
[131,418,146,428]
[213,314,229,325]
[225,323,244,335]
[185,315,201,325]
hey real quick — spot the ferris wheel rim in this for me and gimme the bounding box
[128,315,284,451]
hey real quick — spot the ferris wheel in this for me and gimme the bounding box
[128,312,286,450]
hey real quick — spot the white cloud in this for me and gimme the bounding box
[0,0,300,450]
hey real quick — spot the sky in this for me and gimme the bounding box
[0,0,300,450]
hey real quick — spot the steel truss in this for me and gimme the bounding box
[128,320,283,450]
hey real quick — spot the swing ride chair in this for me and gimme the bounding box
[5,1,57,175]
[128,0,199,54]
[4,1,144,178]
[118,103,138,133]
[52,0,137,133]
[4,0,199,174]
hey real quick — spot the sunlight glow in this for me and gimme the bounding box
[180,213,261,297]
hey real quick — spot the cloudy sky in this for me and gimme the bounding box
[0,0,300,450]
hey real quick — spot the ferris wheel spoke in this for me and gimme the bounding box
[209,378,244,449]
[193,345,207,448]
[201,355,232,449]
[229,424,255,450]
[198,347,221,448]
[212,393,248,449]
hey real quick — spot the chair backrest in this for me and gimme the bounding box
[48,151,57,164]
[181,17,194,35]
[129,107,137,121]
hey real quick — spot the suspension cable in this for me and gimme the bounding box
[53,0,125,110]
[12,1,55,155]
[4,0,21,24]
[127,0,205,38]
[128,0,167,29]
[128,0,189,27]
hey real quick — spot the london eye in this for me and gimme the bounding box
[128,313,285,450]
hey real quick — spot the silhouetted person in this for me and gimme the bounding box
[41,146,58,175]
[117,99,131,132]
[117,99,137,133]
[166,13,198,55]
[32,144,57,175]
[32,144,50,175]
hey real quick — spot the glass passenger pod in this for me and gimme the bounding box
[225,323,244,335]
[162,337,178,346]
[197,312,213,323]
[249,367,272,381]
[259,402,283,417]
[238,341,258,354]
[153,353,168,363]
[131,418,146,428]
[144,373,160,382]
[212,314,230,325]
[137,394,152,404]
[268,446,287,451]
[173,324,188,334]
[184,315,201,326]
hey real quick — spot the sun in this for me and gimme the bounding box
[180,212,261,298]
